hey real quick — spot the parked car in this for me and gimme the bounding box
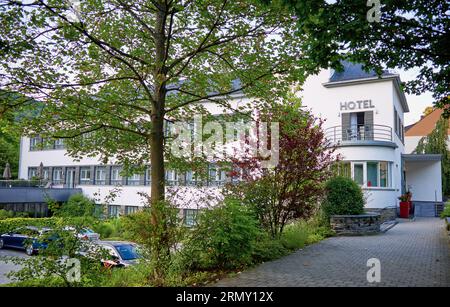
[63,226,100,241]
[0,226,53,255]
[96,241,141,268]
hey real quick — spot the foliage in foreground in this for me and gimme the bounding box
[227,100,337,238]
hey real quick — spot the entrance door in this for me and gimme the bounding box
[66,168,76,188]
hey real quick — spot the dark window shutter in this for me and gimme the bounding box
[364,111,374,140]
[341,113,350,140]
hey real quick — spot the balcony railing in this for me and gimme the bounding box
[0,180,51,188]
[325,124,393,144]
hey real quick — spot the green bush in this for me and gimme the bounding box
[0,210,14,220]
[54,193,98,218]
[251,235,288,263]
[440,202,450,219]
[93,218,129,240]
[0,217,60,234]
[322,176,365,216]
[184,198,262,270]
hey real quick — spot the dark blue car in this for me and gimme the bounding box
[0,226,52,255]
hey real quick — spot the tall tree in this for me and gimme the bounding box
[414,117,450,196]
[270,0,449,116]
[0,0,316,204]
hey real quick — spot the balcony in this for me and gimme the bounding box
[324,124,397,148]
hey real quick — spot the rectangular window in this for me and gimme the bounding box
[209,166,226,186]
[95,167,106,185]
[52,168,63,184]
[108,205,120,218]
[379,162,389,187]
[29,137,42,151]
[166,170,178,186]
[183,209,198,227]
[28,168,38,179]
[366,162,379,187]
[110,167,122,185]
[125,206,138,215]
[186,170,201,186]
[145,167,151,185]
[42,168,50,180]
[54,139,65,149]
[353,163,364,186]
[80,167,91,185]
[127,173,140,186]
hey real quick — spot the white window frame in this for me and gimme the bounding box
[348,161,393,189]
[80,167,91,184]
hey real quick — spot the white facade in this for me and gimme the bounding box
[17,64,444,215]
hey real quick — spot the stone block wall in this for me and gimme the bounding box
[330,213,381,236]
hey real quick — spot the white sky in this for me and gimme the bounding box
[398,67,434,126]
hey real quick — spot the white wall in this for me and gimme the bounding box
[405,160,442,202]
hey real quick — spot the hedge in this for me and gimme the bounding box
[0,217,61,234]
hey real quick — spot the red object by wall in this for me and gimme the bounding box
[399,201,410,218]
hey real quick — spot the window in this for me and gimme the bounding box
[111,167,122,185]
[366,162,378,187]
[186,170,201,186]
[80,167,91,185]
[53,168,63,184]
[166,170,178,186]
[95,167,106,185]
[28,168,38,179]
[30,137,42,151]
[127,173,140,186]
[125,206,138,215]
[332,162,351,178]
[108,205,120,218]
[347,161,392,188]
[353,163,364,185]
[209,166,226,186]
[183,209,198,227]
[380,162,389,187]
[145,167,151,186]
[42,168,50,180]
[54,139,65,149]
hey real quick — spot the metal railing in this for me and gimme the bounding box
[0,180,51,188]
[325,124,393,144]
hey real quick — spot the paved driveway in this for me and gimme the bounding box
[215,218,450,287]
[0,249,27,285]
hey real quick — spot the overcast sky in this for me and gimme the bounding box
[398,67,434,126]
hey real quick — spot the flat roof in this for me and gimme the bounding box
[401,154,442,162]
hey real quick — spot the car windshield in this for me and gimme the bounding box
[114,244,140,261]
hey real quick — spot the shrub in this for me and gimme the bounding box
[322,176,365,217]
[440,202,450,219]
[0,210,14,220]
[55,193,98,218]
[251,235,288,263]
[184,198,262,270]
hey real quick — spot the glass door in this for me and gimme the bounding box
[65,168,76,188]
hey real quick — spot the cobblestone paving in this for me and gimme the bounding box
[215,218,450,287]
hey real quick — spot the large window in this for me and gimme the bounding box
[52,168,63,184]
[208,166,226,186]
[127,173,140,186]
[125,206,138,215]
[108,205,120,218]
[95,167,106,185]
[344,161,392,188]
[111,167,122,185]
[80,167,91,185]
[183,209,198,227]
[166,170,178,186]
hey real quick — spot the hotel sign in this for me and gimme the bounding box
[340,99,375,111]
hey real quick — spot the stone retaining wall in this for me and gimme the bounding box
[365,207,397,223]
[330,213,381,235]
